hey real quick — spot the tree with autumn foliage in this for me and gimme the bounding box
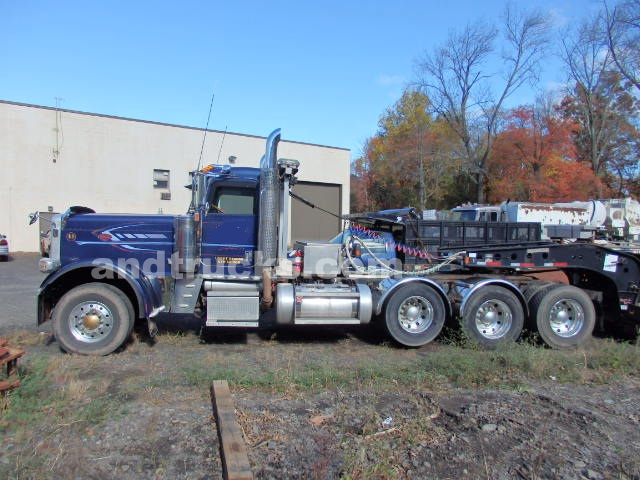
[559,70,640,196]
[488,101,607,203]
[560,13,640,196]
[414,5,551,204]
[351,89,464,212]
[352,90,431,211]
[352,2,640,213]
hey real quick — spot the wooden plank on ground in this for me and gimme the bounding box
[210,380,253,480]
[0,378,20,392]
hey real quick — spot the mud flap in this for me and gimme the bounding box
[147,318,159,338]
[147,305,165,338]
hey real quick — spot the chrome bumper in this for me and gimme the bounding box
[39,257,61,273]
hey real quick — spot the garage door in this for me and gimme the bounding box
[291,182,342,242]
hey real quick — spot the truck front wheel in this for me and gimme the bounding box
[384,284,446,347]
[53,283,134,355]
[461,286,524,349]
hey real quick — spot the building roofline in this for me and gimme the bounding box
[0,99,350,152]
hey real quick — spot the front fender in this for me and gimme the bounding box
[37,259,165,324]
[375,277,453,319]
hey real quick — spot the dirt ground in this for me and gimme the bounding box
[0,331,638,480]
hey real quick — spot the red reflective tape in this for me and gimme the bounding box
[486,261,502,266]
[554,262,569,267]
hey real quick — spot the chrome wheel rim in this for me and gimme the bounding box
[474,299,512,339]
[547,298,584,338]
[398,296,434,334]
[69,301,114,343]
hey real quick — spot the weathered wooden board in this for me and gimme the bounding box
[210,380,253,480]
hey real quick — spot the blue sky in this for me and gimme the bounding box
[1,0,602,158]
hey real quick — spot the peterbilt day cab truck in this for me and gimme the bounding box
[37,130,640,355]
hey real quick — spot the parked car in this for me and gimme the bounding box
[0,234,8,261]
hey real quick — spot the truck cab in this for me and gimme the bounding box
[451,205,501,222]
[197,165,260,277]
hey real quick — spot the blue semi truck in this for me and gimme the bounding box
[37,129,640,355]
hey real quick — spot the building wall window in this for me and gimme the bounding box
[153,169,170,189]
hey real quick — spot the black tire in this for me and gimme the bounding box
[461,285,524,349]
[522,281,559,328]
[384,284,446,347]
[530,285,595,349]
[52,283,134,355]
[523,281,559,304]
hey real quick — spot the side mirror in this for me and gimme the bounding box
[28,211,39,226]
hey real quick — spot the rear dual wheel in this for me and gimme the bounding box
[529,285,595,349]
[384,284,446,347]
[460,286,524,349]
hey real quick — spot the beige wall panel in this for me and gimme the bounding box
[0,101,350,251]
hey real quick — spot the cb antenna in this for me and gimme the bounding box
[196,91,215,171]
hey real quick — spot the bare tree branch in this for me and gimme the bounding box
[413,4,550,203]
[604,0,640,91]
[560,15,621,178]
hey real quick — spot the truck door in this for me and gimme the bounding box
[200,185,258,277]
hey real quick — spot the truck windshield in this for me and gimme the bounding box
[450,210,478,221]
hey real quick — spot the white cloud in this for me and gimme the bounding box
[548,7,569,29]
[377,74,405,87]
[545,80,570,94]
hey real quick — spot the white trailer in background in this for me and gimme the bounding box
[501,200,607,239]
[451,199,640,242]
[602,198,640,241]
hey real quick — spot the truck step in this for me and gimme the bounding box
[171,278,204,314]
[205,286,260,327]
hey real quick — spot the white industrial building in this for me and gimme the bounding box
[0,100,350,252]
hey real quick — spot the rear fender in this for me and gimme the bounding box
[37,259,165,324]
[375,277,453,319]
[456,278,528,318]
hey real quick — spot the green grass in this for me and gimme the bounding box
[0,356,52,429]
[6,335,637,402]
[0,353,131,480]
[170,337,640,393]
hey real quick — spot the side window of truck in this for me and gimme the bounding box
[209,187,256,215]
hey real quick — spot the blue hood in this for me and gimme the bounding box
[61,213,175,276]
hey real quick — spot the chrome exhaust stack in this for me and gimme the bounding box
[257,128,281,267]
[257,128,281,307]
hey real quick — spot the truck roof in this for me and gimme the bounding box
[201,165,261,182]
